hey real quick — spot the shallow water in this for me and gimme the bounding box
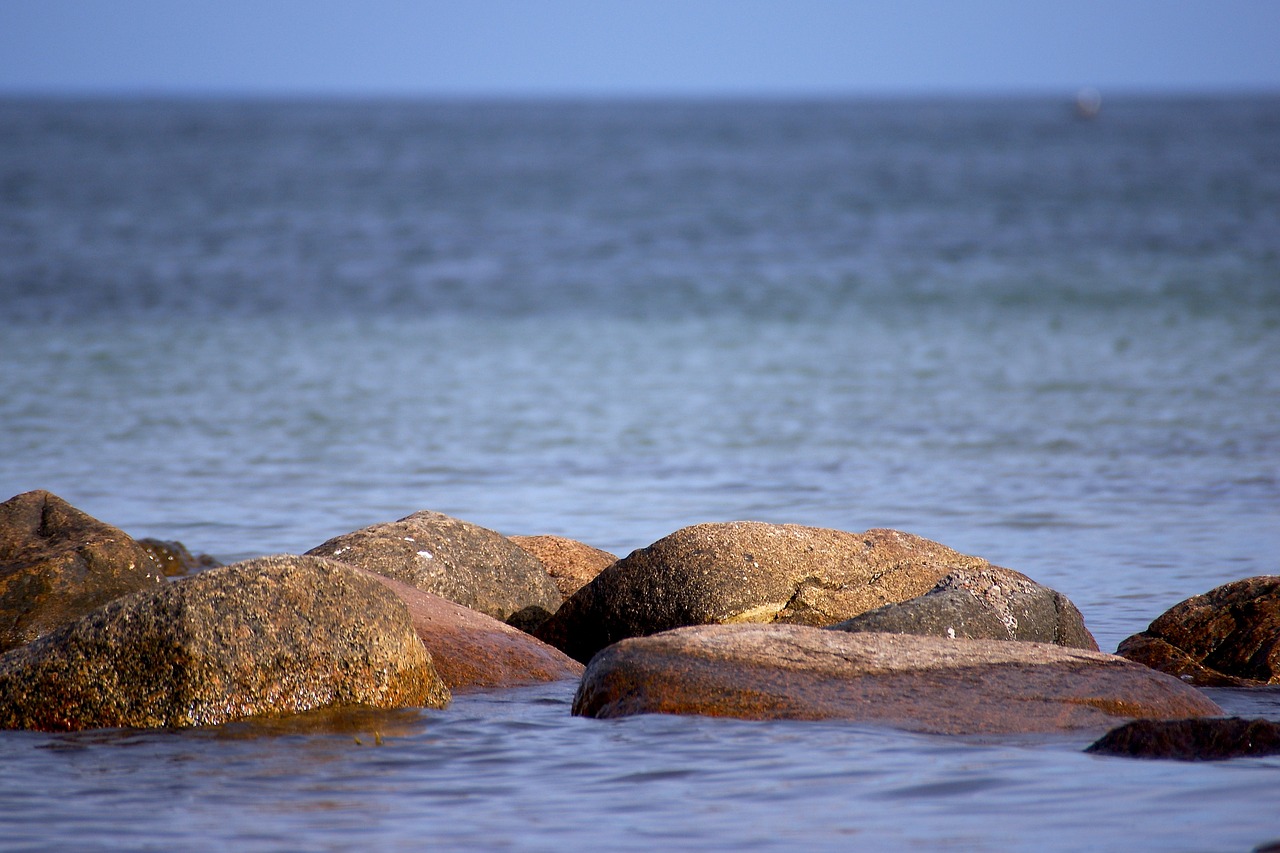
[1,96,1279,849]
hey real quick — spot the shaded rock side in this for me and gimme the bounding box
[360,570,584,691]
[508,535,616,600]
[571,624,1222,735]
[535,522,992,664]
[137,538,222,577]
[306,510,563,632]
[830,566,1099,650]
[0,555,450,731]
[1116,576,1280,687]
[1087,717,1280,761]
[0,490,165,653]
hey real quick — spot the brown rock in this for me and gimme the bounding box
[508,534,616,600]
[1087,717,1280,761]
[306,510,563,632]
[831,565,1099,650]
[1117,576,1280,687]
[0,490,165,653]
[359,569,583,691]
[535,522,992,664]
[137,538,222,577]
[0,555,450,731]
[571,624,1222,734]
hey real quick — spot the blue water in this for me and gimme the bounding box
[1,96,1279,850]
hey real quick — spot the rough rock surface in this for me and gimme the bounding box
[137,538,222,577]
[306,510,563,632]
[1116,577,1280,687]
[831,566,1099,650]
[536,522,993,664]
[0,555,450,731]
[360,569,584,691]
[572,624,1222,734]
[1087,717,1280,760]
[508,534,616,600]
[0,490,165,653]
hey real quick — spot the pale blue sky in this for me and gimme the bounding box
[2,0,1278,97]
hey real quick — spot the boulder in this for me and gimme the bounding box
[137,538,222,577]
[1087,717,1280,761]
[1116,577,1280,687]
[306,510,562,632]
[508,534,616,600]
[830,566,1099,650]
[0,555,450,731]
[0,490,165,653]
[571,624,1222,734]
[359,569,584,691]
[535,522,993,664]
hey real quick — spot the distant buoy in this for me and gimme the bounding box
[1074,87,1102,120]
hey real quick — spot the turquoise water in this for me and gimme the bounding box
[1,97,1278,849]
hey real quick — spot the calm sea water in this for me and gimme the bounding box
[1,96,1278,850]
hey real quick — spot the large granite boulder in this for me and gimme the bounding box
[0,490,165,653]
[535,522,993,664]
[359,569,584,691]
[830,566,1099,650]
[572,624,1222,734]
[508,534,616,600]
[1116,577,1280,687]
[306,510,563,632]
[0,555,450,731]
[1087,717,1280,761]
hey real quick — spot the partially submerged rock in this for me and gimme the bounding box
[508,534,616,600]
[307,510,563,632]
[0,490,165,653]
[572,624,1222,735]
[0,555,450,731]
[1087,717,1280,761]
[831,566,1098,650]
[1117,577,1280,687]
[360,569,584,691]
[536,522,992,664]
[137,538,222,577]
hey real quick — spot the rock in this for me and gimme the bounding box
[306,510,563,632]
[0,490,165,653]
[1116,577,1280,687]
[0,555,450,731]
[358,569,584,691]
[1086,717,1280,761]
[535,522,993,664]
[508,534,616,600]
[137,538,222,577]
[830,566,1099,650]
[571,624,1222,734]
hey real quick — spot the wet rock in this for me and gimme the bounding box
[137,538,222,577]
[0,490,165,653]
[508,534,616,600]
[1116,577,1280,687]
[572,624,1222,734]
[1086,717,1280,761]
[535,522,992,664]
[830,566,1099,650]
[0,555,450,731]
[359,569,584,691]
[306,510,562,632]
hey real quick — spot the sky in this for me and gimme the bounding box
[1,0,1278,98]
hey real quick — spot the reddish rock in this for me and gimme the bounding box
[1117,577,1280,687]
[508,534,616,600]
[0,490,165,653]
[1087,717,1280,761]
[0,555,450,731]
[306,510,563,632]
[536,522,993,664]
[572,624,1222,735]
[360,570,583,691]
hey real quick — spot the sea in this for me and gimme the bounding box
[0,95,1278,851]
